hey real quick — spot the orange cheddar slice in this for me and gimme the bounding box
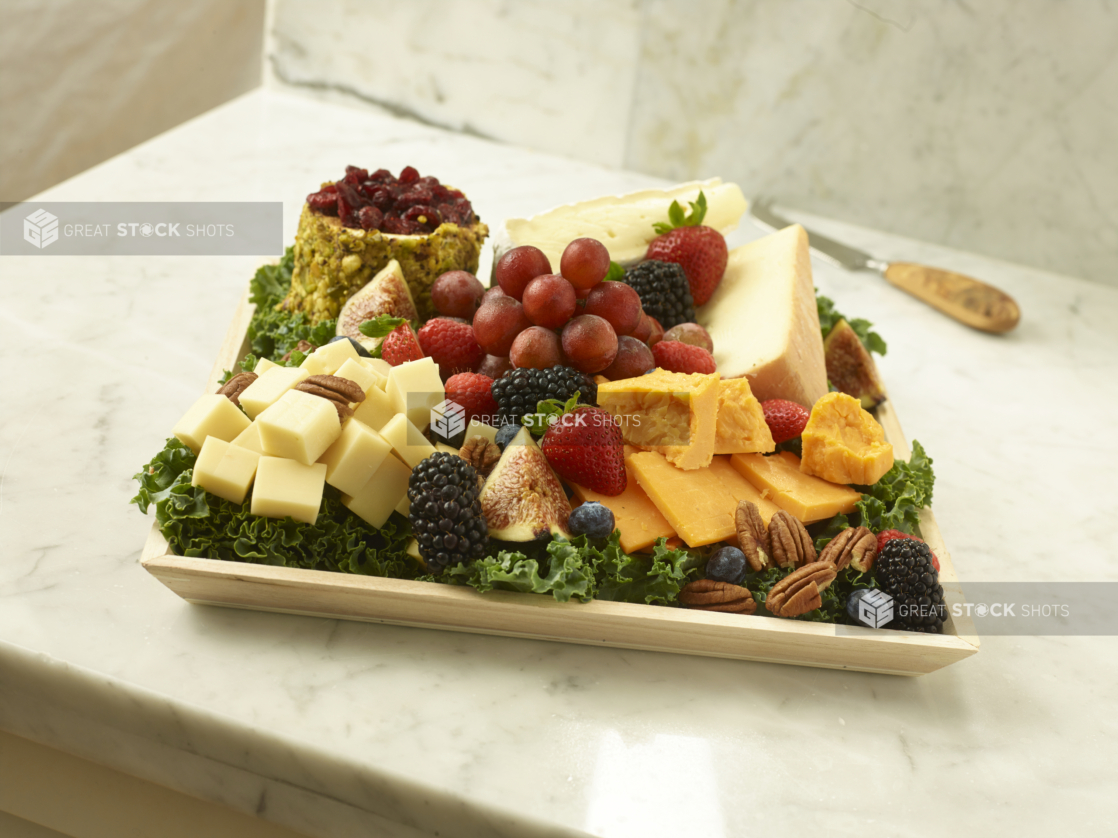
[707,456,782,524]
[628,451,739,546]
[730,451,860,523]
[570,461,675,553]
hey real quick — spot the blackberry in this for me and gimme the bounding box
[408,452,488,573]
[875,538,946,633]
[622,261,695,329]
[491,366,597,425]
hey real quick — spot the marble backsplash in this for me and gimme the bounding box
[266,0,1117,287]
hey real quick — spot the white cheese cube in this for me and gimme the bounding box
[379,413,437,468]
[334,358,381,396]
[251,457,327,525]
[318,419,392,496]
[463,419,498,445]
[342,455,411,529]
[173,394,251,454]
[232,421,266,455]
[386,357,444,429]
[192,437,259,504]
[351,385,395,431]
[239,366,310,419]
[254,357,278,375]
[256,389,341,465]
[301,339,360,377]
[396,494,410,517]
[361,358,392,381]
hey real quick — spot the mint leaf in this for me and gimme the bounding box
[358,315,406,338]
[604,261,625,282]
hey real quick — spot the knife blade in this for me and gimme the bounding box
[749,197,1021,334]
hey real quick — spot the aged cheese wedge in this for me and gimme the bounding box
[570,451,675,553]
[494,179,747,269]
[697,225,827,407]
[707,456,782,525]
[714,378,775,455]
[628,451,740,547]
[800,392,894,485]
[597,370,720,470]
[730,451,860,523]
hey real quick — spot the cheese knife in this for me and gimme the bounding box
[750,197,1020,333]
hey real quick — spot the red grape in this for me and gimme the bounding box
[663,322,713,352]
[494,246,552,300]
[510,326,563,369]
[431,270,485,319]
[630,312,652,343]
[561,314,618,374]
[601,335,655,381]
[560,238,610,290]
[647,316,665,346]
[584,282,642,336]
[522,274,576,329]
[472,297,530,356]
[477,354,513,379]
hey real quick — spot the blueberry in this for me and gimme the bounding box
[568,502,615,542]
[327,335,372,357]
[494,423,522,450]
[705,546,747,585]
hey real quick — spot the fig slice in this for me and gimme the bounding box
[336,260,419,350]
[480,427,571,540]
[823,319,887,409]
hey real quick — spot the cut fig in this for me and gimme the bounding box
[479,427,571,540]
[335,260,419,351]
[824,319,887,409]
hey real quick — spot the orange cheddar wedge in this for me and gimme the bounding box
[707,456,782,524]
[714,378,775,455]
[730,451,860,523]
[628,451,740,547]
[570,460,676,553]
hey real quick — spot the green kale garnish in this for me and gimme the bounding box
[246,248,338,362]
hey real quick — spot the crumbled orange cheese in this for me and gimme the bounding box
[800,392,894,485]
[714,378,775,455]
[730,451,860,523]
[596,369,719,470]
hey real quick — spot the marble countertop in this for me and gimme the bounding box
[2,90,1115,838]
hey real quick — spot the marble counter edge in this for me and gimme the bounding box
[0,639,591,838]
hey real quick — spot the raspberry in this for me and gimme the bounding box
[650,340,716,374]
[876,530,940,572]
[444,373,497,423]
[381,324,423,366]
[761,399,810,445]
[418,318,484,379]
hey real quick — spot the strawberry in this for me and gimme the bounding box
[540,405,626,496]
[761,399,810,445]
[381,323,424,366]
[876,530,940,572]
[418,317,484,379]
[645,191,728,307]
[651,340,716,375]
[444,372,497,423]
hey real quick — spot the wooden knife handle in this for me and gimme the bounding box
[883,262,1020,333]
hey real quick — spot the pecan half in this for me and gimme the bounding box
[679,579,757,614]
[216,371,257,407]
[768,510,817,569]
[765,561,838,618]
[460,436,500,478]
[295,374,366,420]
[819,526,877,572]
[735,501,771,571]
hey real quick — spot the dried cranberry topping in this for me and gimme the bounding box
[304,166,475,233]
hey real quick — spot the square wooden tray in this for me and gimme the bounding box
[140,293,979,676]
